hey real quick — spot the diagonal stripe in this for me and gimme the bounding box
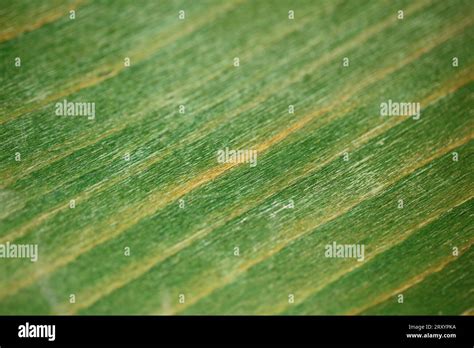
[0,0,85,43]
[348,242,473,315]
[0,29,471,305]
[3,12,469,248]
[0,0,434,186]
[59,75,472,314]
[0,3,324,188]
[172,148,473,315]
[270,201,474,315]
[0,0,247,125]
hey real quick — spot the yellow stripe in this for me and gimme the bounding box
[2,0,453,245]
[59,74,472,314]
[172,151,473,315]
[0,0,246,126]
[0,1,321,187]
[348,242,473,315]
[0,24,471,304]
[0,0,85,43]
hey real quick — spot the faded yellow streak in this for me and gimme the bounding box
[3,2,463,246]
[268,200,474,315]
[172,148,473,315]
[348,242,473,315]
[0,20,471,304]
[0,0,85,43]
[0,3,426,242]
[0,14,325,239]
[0,3,321,188]
[59,73,472,314]
[0,0,246,126]
[1,0,433,181]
